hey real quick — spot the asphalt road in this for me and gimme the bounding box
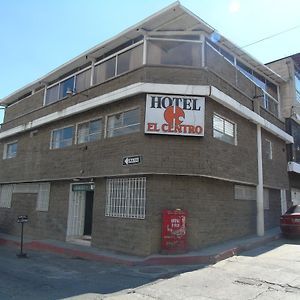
[0,238,300,300]
[0,245,201,300]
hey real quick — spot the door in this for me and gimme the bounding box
[67,191,86,238]
[83,191,94,236]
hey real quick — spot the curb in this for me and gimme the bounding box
[0,233,281,266]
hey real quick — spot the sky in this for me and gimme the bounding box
[1,0,300,122]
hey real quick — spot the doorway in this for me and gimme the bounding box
[67,184,94,244]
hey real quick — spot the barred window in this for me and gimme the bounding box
[105,177,146,219]
[0,184,13,208]
[213,114,236,145]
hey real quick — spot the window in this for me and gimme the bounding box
[265,139,273,160]
[213,114,236,145]
[75,69,91,93]
[59,77,75,99]
[36,183,51,212]
[0,184,13,208]
[107,108,140,137]
[105,177,146,219]
[94,57,116,84]
[45,84,59,105]
[77,119,102,144]
[117,44,143,75]
[51,126,74,149]
[3,141,18,159]
[147,39,201,67]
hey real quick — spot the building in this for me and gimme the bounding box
[0,3,293,256]
[267,53,300,206]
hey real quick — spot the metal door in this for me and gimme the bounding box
[67,190,86,238]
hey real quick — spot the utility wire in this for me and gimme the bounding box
[241,24,300,49]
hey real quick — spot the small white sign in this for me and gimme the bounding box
[145,94,205,137]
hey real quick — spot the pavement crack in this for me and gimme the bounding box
[234,277,300,294]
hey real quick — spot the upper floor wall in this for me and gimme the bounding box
[1,33,284,132]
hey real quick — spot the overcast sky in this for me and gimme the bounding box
[1,0,300,122]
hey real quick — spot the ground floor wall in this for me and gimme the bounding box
[0,175,283,256]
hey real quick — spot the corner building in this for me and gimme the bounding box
[0,3,293,256]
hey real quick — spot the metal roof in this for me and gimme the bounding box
[0,1,285,106]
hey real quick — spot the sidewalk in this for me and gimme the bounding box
[0,228,281,266]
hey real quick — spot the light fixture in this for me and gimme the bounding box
[66,88,76,97]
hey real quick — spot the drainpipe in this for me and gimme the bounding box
[256,124,264,236]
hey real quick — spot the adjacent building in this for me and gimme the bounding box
[0,3,293,256]
[267,53,300,206]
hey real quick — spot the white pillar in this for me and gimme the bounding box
[256,125,264,236]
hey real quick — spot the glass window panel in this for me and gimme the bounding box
[117,45,143,75]
[77,119,102,144]
[6,142,18,159]
[75,69,91,92]
[213,114,236,145]
[45,84,59,105]
[94,57,116,84]
[107,109,140,138]
[237,60,253,79]
[147,40,201,67]
[266,80,278,99]
[51,126,73,149]
[59,77,75,99]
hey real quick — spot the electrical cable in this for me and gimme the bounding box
[241,24,300,49]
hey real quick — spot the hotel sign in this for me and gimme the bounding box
[145,94,205,136]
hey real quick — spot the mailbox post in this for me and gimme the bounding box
[17,215,28,258]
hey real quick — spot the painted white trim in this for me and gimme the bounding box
[256,125,264,236]
[0,83,294,144]
[288,161,300,173]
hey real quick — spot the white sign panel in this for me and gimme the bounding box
[145,94,205,136]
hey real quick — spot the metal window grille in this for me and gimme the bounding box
[0,184,13,208]
[36,183,51,212]
[105,177,146,219]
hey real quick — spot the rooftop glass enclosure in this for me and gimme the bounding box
[44,33,279,117]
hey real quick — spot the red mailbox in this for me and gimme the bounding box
[161,209,187,253]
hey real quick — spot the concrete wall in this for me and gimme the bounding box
[0,181,69,240]
[0,95,262,186]
[1,66,284,132]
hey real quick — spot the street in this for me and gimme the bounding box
[0,238,300,299]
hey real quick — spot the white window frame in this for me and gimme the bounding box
[50,125,74,149]
[106,107,140,138]
[75,117,103,144]
[3,140,18,159]
[105,177,146,219]
[213,113,237,145]
[44,66,92,106]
